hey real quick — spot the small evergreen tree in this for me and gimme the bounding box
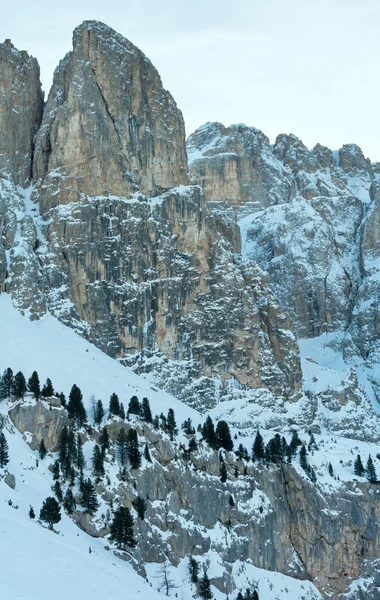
[52,460,60,480]
[142,397,152,423]
[127,428,141,469]
[119,403,126,420]
[0,368,14,399]
[29,506,35,519]
[53,480,63,503]
[12,371,27,399]
[266,434,284,464]
[40,496,61,529]
[63,488,76,514]
[188,556,200,583]
[39,438,47,460]
[28,371,40,399]
[116,428,128,466]
[41,378,54,397]
[189,437,198,453]
[144,443,152,463]
[99,426,110,454]
[199,571,213,600]
[76,435,86,474]
[328,462,334,477]
[153,415,159,429]
[133,496,147,520]
[289,430,302,456]
[252,430,265,461]
[366,455,377,484]
[80,478,99,514]
[354,454,365,477]
[299,445,308,472]
[94,399,105,426]
[59,392,66,407]
[202,416,217,449]
[109,506,136,549]
[128,395,141,416]
[220,461,227,483]
[92,444,105,481]
[182,417,194,435]
[215,420,233,451]
[228,495,235,507]
[0,432,9,467]
[109,393,120,416]
[166,408,178,441]
[67,385,87,427]
[236,443,249,461]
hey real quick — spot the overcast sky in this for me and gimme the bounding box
[1,0,379,160]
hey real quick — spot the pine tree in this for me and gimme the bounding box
[58,425,71,479]
[41,378,54,398]
[63,488,76,514]
[199,571,213,600]
[308,432,318,451]
[0,432,9,467]
[236,443,248,461]
[228,495,235,507]
[39,438,47,460]
[167,408,178,441]
[119,403,126,420]
[189,437,198,453]
[52,460,60,480]
[80,478,99,514]
[92,444,105,481]
[354,454,365,477]
[127,428,141,469]
[99,426,110,454]
[29,506,35,519]
[94,399,105,426]
[109,506,136,549]
[220,461,227,483]
[28,371,40,399]
[67,385,87,426]
[366,455,377,484]
[144,443,152,463]
[328,462,334,477]
[40,496,61,530]
[215,420,234,451]
[188,556,200,583]
[116,428,128,466]
[53,480,63,503]
[289,430,302,456]
[59,392,66,407]
[0,368,14,399]
[252,430,265,461]
[109,393,120,416]
[76,435,86,474]
[202,416,217,449]
[12,371,27,399]
[153,415,159,429]
[128,396,141,416]
[299,445,308,471]
[266,434,284,464]
[142,397,152,423]
[133,496,147,520]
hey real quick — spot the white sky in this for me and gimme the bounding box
[1,0,379,161]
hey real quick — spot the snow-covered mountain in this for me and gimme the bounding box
[1,19,380,600]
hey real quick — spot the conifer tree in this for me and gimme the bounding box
[127,428,141,469]
[109,506,136,549]
[266,434,284,464]
[67,385,87,426]
[132,496,147,520]
[29,506,35,519]
[116,428,128,466]
[109,393,120,416]
[41,378,54,397]
[354,454,365,477]
[76,435,86,474]
[199,571,213,600]
[328,462,334,477]
[12,371,27,399]
[299,445,308,472]
[142,397,152,423]
[366,455,377,484]
[189,437,198,453]
[188,556,200,583]
[167,408,178,441]
[144,443,152,463]
[53,480,63,503]
[94,399,105,426]
[119,403,126,420]
[153,415,159,429]
[28,371,40,399]
[215,420,233,451]
[63,488,76,514]
[52,460,60,480]
[0,368,14,399]
[59,392,66,407]
[39,438,47,460]
[289,430,302,456]
[40,496,61,529]
[236,443,249,461]
[80,478,99,514]
[128,396,141,416]
[252,430,265,461]
[228,495,235,507]
[220,461,227,483]
[99,426,110,454]
[202,416,217,449]
[0,432,9,467]
[92,444,105,481]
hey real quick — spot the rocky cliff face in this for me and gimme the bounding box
[0,39,43,186]
[0,24,302,407]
